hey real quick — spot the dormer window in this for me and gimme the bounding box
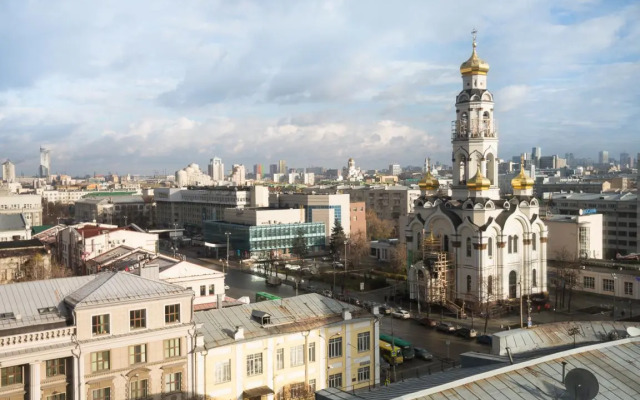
[251,310,271,326]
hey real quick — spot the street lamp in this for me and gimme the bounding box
[225,232,231,274]
[611,273,617,320]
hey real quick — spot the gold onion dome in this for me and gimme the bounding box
[467,166,491,191]
[418,169,440,191]
[460,36,490,76]
[511,165,534,190]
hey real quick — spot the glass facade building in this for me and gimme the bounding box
[203,221,326,257]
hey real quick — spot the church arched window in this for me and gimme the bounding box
[444,235,449,252]
[467,275,472,293]
[509,271,517,299]
[507,236,512,254]
[488,276,493,295]
[466,238,472,257]
[514,235,519,253]
[488,237,493,258]
[532,233,537,251]
[482,111,490,136]
[532,269,537,287]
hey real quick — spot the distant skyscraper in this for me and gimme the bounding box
[39,147,50,178]
[208,157,224,181]
[619,153,632,168]
[278,160,287,174]
[269,164,278,175]
[2,160,15,182]
[230,164,246,185]
[564,152,575,167]
[253,164,263,178]
[598,150,609,165]
[531,147,541,167]
[389,164,401,176]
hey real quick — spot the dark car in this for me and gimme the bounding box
[378,305,392,315]
[414,347,434,361]
[454,328,477,339]
[418,317,437,328]
[436,322,456,333]
[476,334,493,345]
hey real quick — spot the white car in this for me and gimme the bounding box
[391,309,411,319]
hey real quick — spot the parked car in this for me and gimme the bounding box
[454,327,477,339]
[414,347,434,361]
[476,335,493,345]
[348,297,361,306]
[391,309,411,319]
[378,305,392,315]
[332,262,344,268]
[436,322,456,333]
[418,317,437,328]
[322,289,333,298]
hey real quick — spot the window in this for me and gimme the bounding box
[584,276,595,289]
[215,360,231,384]
[291,345,304,367]
[308,379,316,393]
[164,338,181,358]
[91,351,110,372]
[46,358,65,377]
[328,373,342,388]
[488,238,493,257]
[625,282,633,296]
[508,236,512,254]
[165,372,182,393]
[130,309,146,330]
[92,314,110,335]
[129,344,146,365]
[246,353,263,376]
[532,233,536,251]
[290,382,306,399]
[532,269,537,287]
[276,348,284,370]
[209,284,215,295]
[165,304,180,323]
[466,275,472,292]
[308,342,316,362]
[1,365,23,385]
[513,235,518,253]
[200,285,206,296]
[357,332,370,352]
[357,366,370,382]
[328,337,342,358]
[130,379,148,399]
[47,394,66,400]
[603,279,614,292]
[92,388,111,400]
[466,238,472,257]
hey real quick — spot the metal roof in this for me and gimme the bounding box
[0,214,27,231]
[64,271,190,308]
[194,293,364,348]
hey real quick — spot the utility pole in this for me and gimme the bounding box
[611,273,617,320]
[173,223,178,258]
[225,232,231,274]
[519,280,524,329]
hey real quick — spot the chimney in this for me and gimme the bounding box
[217,294,224,309]
[342,308,352,321]
[234,326,244,340]
[140,264,159,280]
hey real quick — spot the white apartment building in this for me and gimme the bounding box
[2,160,15,183]
[0,214,32,242]
[193,293,379,399]
[41,190,90,204]
[0,192,43,226]
[0,272,195,400]
[175,163,214,187]
[209,157,225,182]
[154,186,269,229]
[269,193,351,238]
[545,213,603,260]
[230,164,246,186]
[551,191,639,258]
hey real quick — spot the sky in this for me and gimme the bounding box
[0,0,638,177]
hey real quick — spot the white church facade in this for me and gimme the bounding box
[405,33,548,308]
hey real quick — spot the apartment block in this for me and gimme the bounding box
[0,193,43,227]
[193,293,379,399]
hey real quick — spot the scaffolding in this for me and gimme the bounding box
[422,231,453,305]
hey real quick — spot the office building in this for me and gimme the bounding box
[0,193,43,226]
[389,164,401,176]
[531,147,541,168]
[2,160,15,183]
[278,160,287,174]
[598,150,609,165]
[39,147,50,178]
[209,157,225,181]
[269,193,351,239]
[545,213,603,260]
[620,152,632,168]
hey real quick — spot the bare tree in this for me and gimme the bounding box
[390,242,407,274]
[554,247,582,312]
[366,209,394,240]
[348,231,369,269]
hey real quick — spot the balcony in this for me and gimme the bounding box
[451,119,498,140]
[0,326,76,350]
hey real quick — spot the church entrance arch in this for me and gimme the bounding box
[508,271,517,299]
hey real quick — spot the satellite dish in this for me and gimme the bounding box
[627,327,640,337]
[565,368,599,400]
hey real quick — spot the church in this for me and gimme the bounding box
[405,33,548,309]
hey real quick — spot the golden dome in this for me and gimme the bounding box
[460,34,489,76]
[418,169,440,191]
[511,159,534,190]
[467,165,491,191]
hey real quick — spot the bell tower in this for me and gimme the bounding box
[451,30,500,200]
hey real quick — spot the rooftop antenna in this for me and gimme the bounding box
[564,368,599,400]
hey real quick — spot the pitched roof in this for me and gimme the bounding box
[64,271,190,308]
[0,214,27,231]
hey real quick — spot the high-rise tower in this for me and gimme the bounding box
[39,147,50,178]
[209,157,225,181]
[451,30,499,200]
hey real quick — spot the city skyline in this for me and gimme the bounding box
[0,1,638,175]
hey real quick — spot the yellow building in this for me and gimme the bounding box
[194,293,379,400]
[0,272,194,400]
